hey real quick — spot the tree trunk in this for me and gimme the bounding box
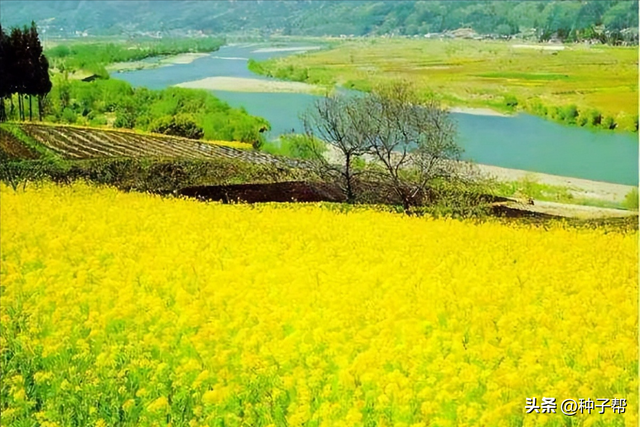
[344,153,354,203]
[18,95,23,121]
[38,95,43,121]
[29,96,33,121]
[0,97,6,122]
[10,95,14,118]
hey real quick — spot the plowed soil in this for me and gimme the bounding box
[179,181,346,203]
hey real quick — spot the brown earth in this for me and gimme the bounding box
[179,181,346,203]
[0,128,40,160]
[179,181,558,220]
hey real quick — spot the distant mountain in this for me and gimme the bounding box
[1,0,638,42]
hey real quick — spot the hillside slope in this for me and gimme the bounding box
[2,0,637,42]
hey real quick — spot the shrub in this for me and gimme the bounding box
[615,113,639,133]
[585,109,602,127]
[260,134,326,160]
[601,116,617,130]
[282,133,326,160]
[558,105,579,124]
[149,114,204,139]
[576,114,588,127]
[89,115,108,127]
[503,94,518,109]
[61,107,77,124]
[527,100,548,117]
[623,187,638,210]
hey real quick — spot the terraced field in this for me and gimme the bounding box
[19,124,293,166]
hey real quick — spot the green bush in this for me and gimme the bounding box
[284,134,326,159]
[261,134,326,160]
[89,115,108,127]
[61,108,77,124]
[615,113,639,132]
[558,105,579,124]
[527,100,548,117]
[503,94,518,109]
[149,114,204,139]
[583,109,602,127]
[114,107,136,129]
[601,116,617,130]
[623,187,638,210]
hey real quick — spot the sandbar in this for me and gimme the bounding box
[449,107,511,117]
[252,46,322,53]
[175,76,323,94]
[107,53,210,73]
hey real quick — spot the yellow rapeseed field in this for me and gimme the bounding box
[1,182,637,427]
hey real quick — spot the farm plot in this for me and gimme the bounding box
[20,124,293,166]
[1,182,637,427]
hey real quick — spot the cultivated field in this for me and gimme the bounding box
[253,39,639,131]
[1,182,637,427]
[17,124,286,164]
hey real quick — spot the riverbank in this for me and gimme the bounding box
[475,163,636,204]
[323,144,635,205]
[106,53,211,73]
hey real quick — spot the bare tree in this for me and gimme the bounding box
[362,81,462,211]
[302,81,465,211]
[301,94,370,203]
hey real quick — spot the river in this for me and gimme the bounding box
[114,43,638,185]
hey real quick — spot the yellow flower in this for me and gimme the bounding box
[146,396,169,412]
[1,182,636,427]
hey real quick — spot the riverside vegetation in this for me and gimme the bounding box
[248,38,639,132]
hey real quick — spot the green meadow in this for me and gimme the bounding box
[250,38,639,132]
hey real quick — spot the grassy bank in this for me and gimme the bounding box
[249,38,638,132]
[492,176,639,211]
[46,37,225,77]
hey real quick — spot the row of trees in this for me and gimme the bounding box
[0,22,52,122]
[301,82,466,212]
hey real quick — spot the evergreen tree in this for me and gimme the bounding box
[0,25,8,122]
[9,27,28,120]
[27,21,51,121]
[0,23,52,122]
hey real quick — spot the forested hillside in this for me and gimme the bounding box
[2,0,638,43]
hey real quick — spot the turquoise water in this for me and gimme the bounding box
[115,44,638,185]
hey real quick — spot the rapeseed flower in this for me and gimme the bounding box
[0,182,636,426]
